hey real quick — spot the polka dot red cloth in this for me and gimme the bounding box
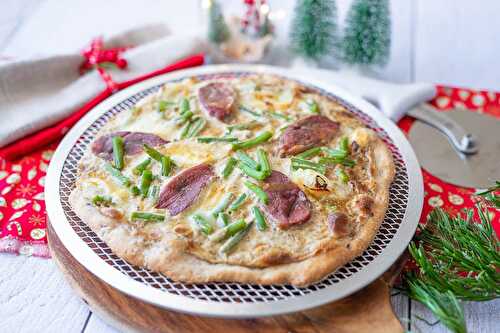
[1,85,498,257]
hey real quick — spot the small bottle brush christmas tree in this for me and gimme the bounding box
[208,0,230,44]
[289,0,338,61]
[341,0,391,67]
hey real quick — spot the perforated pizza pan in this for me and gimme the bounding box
[46,64,423,318]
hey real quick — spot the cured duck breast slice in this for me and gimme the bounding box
[278,115,339,157]
[91,131,167,160]
[156,163,214,216]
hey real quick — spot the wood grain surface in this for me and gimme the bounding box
[47,220,406,333]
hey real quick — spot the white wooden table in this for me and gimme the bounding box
[0,1,499,332]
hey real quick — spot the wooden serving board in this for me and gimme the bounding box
[47,220,406,333]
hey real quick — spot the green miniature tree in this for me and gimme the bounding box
[341,0,391,66]
[259,15,273,37]
[208,0,230,44]
[289,0,338,60]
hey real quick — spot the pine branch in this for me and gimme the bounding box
[476,181,500,208]
[404,204,500,333]
[407,277,467,333]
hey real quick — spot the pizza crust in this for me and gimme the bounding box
[70,135,394,286]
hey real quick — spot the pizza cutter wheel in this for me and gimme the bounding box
[408,105,500,188]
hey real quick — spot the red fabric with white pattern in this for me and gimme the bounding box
[0,53,205,257]
[1,85,498,258]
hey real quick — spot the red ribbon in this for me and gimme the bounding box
[80,37,129,92]
[242,0,266,30]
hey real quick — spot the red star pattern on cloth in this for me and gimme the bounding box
[0,86,498,258]
[0,143,56,257]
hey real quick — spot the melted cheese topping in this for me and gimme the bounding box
[76,74,381,268]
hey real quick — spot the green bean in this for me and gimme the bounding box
[226,121,259,133]
[268,110,291,121]
[130,185,141,196]
[112,136,125,170]
[91,195,113,207]
[211,193,234,218]
[148,185,159,201]
[187,117,206,138]
[340,136,349,152]
[308,100,320,114]
[197,136,237,143]
[216,212,230,227]
[232,131,273,151]
[296,147,322,159]
[143,144,164,161]
[179,120,192,139]
[236,151,260,169]
[229,193,248,212]
[191,214,214,235]
[291,158,326,174]
[323,147,348,159]
[176,110,193,124]
[336,168,349,184]
[222,157,238,179]
[244,181,269,204]
[278,124,290,133]
[209,218,247,242]
[252,206,267,231]
[219,221,253,255]
[256,148,271,176]
[239,106,262,118]
[140,170,153,197]
[131,211,165,222]
[157,100,174,113]
[340,159,356,168]
[104,163,131,187]
[319,157,356,168]
[133,158,152,176]
[161,156,172,176]
[179,97,190,113]
[238,163,268,181]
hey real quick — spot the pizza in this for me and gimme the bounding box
[70,74,395,287]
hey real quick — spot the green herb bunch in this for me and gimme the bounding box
[476,181,500,208]
[405,204,500,333]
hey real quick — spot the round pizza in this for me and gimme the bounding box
[70,74,395,287]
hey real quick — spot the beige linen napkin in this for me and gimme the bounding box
[0,24,207,148]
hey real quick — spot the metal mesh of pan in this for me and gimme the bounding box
[57,73,409,304]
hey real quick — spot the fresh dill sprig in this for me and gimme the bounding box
[404,204,499,333]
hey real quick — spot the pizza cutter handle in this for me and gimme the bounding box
[302,68,437,122]
[407,104,479,154]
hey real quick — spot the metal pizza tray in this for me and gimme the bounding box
[45,64,423,318]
